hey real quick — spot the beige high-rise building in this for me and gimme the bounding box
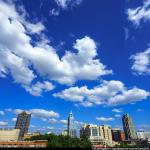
[101,125,112,144]
[0,129,20,142]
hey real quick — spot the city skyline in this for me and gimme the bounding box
[0,0,150,136]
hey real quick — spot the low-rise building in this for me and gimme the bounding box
[0,129,20,142]
[0,141,48,148]
[111,128,125,142]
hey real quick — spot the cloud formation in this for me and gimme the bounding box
[0,1,112,96]
[14,109,59,118]
[130,48,150,75]
[54,0,83,10]
[112,108,123,113]
[127,0,150,26]
[24,81,55,96]
[0,121,8,126]
[96,117,115,122]
[54,80,150,106]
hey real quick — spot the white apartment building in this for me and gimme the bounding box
[137,131,150,140]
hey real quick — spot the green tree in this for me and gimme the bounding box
[25,133,92,148]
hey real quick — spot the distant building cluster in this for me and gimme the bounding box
[0,111,150,148]
[63,112,150,147]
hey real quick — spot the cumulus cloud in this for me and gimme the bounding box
[49,8,60,16]
[0,1,112,95]
[130,48,150,75]
[0,121,8,126]
[54,80,150,106]
[49,118,58,124]
[14,109,59,118]
[0,50,36,85]
[4,108,13,112]
[112,108,123,113]
[60,120,67,124]
[54,0,83,10]
[136,109,144,112]
[96,117,115,122]
[114,114,121,118]
[12,118,17,122]
[24,81,55,96]
[127,0,150,26]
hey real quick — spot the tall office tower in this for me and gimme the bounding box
[122,114,137,140]
[15,111,31,139]
[67,111,76,138]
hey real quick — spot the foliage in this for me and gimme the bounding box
[115,140,150,148]
[25,134,92,148]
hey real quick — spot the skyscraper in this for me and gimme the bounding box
[122,114,137,140]
[15,111,31,140]
[67,111,76,138]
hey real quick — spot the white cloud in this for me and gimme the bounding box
[4,108,13,112]
[25,22,45,34]
[136,124,150,131]
[108,87,149,105]
[96,117,115,122]
[136,109,144,112]
[60,120,67,124]
[24,81,55,96]
[49,118,58,124]
[29,109,59,118]
[0,1,112,95]
[49,8,60,16]
[54,0,83,10]
[54,80,150,106]
[130,48,150,75]
[0,50,36,85]
[74,121,84,126]
[114,114,121,118]
[0,121,8,126]
[112,108,123,113]
[12,118,17,122]
[127,0,150,26]
[0,111,5,116]
[14,109,59,118]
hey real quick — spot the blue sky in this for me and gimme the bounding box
[0,0,150,134]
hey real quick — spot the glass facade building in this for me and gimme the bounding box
[122,114,137,140]
[67,112,77,138]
